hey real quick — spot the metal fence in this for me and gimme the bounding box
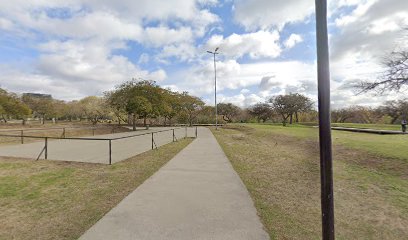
[0,126,198,165]
[0,125,127,144]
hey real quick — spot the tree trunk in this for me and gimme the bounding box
[42,115,45,124]
[132,114,136,131]
[391,116,399,124]
[295,112,299,123]
[143,116,147,127]
[289,114,293,124]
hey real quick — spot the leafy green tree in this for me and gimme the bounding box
[179,92,204,126]
[78,96,109,125]
[22,95,55,124]
[269,93,313,125]
[161,90,182,126]
[217,103,241,123]
[248,103,272,123]
[126,96,152,130]
[0,89,31,124]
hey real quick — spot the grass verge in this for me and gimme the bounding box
[212,124,408,240]
[0,138,192,240]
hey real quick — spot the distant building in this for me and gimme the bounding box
[23,93,52,99]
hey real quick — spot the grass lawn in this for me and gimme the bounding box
[0,138,192,240]
[212,124,408,240]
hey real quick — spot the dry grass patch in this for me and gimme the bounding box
[212,125,408,240]
[0,138,192,240]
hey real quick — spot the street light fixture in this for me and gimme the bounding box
[207,47,220,130]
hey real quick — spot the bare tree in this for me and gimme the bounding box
[359,50,408,93]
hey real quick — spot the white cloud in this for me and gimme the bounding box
[206,30,282,59]
[143,26,193,47]
[173,60,316,102]
[234,0,314,30]
[284,34,303,49]
[0,39,167,99]
[218,93,263,108]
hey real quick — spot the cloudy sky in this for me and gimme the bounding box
[0,0,407,108]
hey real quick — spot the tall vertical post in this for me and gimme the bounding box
[315,1,335,239]
[195,126,198,138]
[173,129,175,142]
[45,137,48,160]
[21,130,24,144]
[151,132,154,150]
[109,140,112,165]
[207,48,219,130]
[214,53,218,130]
[185,126,187,138]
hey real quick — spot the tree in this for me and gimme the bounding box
[78,96,109,125]
[22,95,55,124]
[331,108,355,123]
[269,93,313,126]
[217,103,241,123]
[248,103,272,123]
[196,105,215,124]
[126,96,152,130]
[179,92,204,126]
[378,100,408,123]
[161,90,182,126]
[0,89,31,124]
[105,90,129,125]
[107,79,167,127]
[358,49,408,93]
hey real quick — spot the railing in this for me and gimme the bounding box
[0,126,198,165]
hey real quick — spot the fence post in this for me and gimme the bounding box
[21,130,24,144]
[45,137,48,160]
[173,129,175,142]
[109,140,112,165]
[195,126,198,138]
[151,132,154,150]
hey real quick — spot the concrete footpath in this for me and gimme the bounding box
[80,127,269,240]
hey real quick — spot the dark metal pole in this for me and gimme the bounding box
[315,0,335,239]
[45,137,48,160]
[151,132,154,150]
[109,140,112,165]
[21,130,24,144]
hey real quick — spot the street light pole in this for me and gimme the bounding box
[315,0,335,239]
[207,47,219,130]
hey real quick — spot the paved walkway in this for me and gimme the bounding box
[80,127,269,240]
